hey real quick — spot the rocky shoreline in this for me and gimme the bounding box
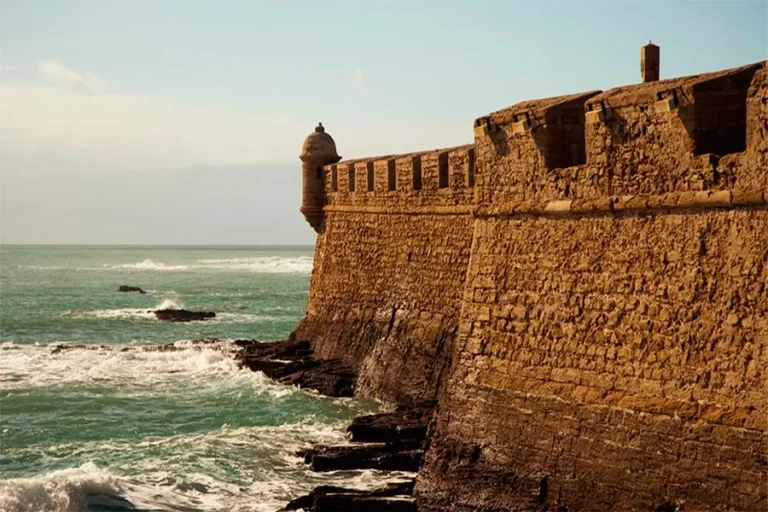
[235,339,433,512]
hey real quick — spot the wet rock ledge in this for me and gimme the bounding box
[235,339,356,397]
[280,481,416,512]
[279,404,434,512]
[301,402,433,473]
[235,339,434,511]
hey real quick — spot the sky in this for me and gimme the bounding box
[1,0,766,244]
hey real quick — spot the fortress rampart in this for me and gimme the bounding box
[294,55,767,510]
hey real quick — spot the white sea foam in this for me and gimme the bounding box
[212,312,281,323]
[18,265,70,271]
[0,340,404,511]
[62,308,157,321]
[0,423,413,512]
[22,256,314,274]
[61,307,277,324]
[195,256,313,273]
[155,298,184,310]
[0,462,125,512]
[0,340,273,391]
[107,259,190,271]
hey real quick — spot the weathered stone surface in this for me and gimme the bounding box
[153,309,215,322]
[288,58,768,512]
[416,209,768,512]
[294,212,474,404]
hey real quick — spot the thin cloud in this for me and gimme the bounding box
[353,67,366,93]
[325,68,367,94]
[39,59,106,93]
[0,83,310,175]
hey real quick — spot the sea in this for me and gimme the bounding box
[0,246,406,512]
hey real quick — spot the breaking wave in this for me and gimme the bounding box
[60,296,284,325]
[61,308,279,325]
[20,256,313,274]
[0,339,407,511]
[62,308,157,321]
[0,339,265,391]
[0,425,413,512]
[195,256,313,273]
[107,259,190,271]
[0,462,128,512]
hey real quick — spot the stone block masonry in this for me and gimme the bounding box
[294,210,474,403]
[416,207,767,511]
[293,57,767,511]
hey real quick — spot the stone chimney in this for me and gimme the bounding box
[641,41,660,83]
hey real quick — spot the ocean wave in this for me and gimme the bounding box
[107,259,190,271]
[0,340,277,392]
[61,308,158,321]
[0,422,412,512]
[17,265,70,271]
[212,312,282,324]
[195,256,313,273]
[156,298,184,310]
[0,462,128,512]
[20,256,314,274]
[61,307,279,324]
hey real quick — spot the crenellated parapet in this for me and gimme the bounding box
[472,61,766,205]
[472,90,601,204]
[321,144,476,210]
[583,62,763,195]
[298,60,765,230]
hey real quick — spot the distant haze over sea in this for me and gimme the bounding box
[1,163,316,246]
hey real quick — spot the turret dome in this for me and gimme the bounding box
[300,123,341,163]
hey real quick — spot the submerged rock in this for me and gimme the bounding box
[154,309,216,322]
[117,285,146,294]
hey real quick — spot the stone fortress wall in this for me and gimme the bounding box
[294,143,477,403]
[295,49,768,510]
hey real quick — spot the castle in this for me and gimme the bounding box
[295,45,767,511]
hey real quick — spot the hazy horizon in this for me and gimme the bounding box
[1,1,766,244]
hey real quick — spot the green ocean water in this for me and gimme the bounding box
[0,246,404,511]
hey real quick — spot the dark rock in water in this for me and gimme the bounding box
[236,339,355,397]
[175,481,209,494]
[298,402,434,474]
[280,481,416,512]
[154,309,216,322]
[236,339,432,511]
[85,492,137,510]
[347,402,435,444]
[52,344,107,354]
[302,442,423,472]
[117,285,146,294]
